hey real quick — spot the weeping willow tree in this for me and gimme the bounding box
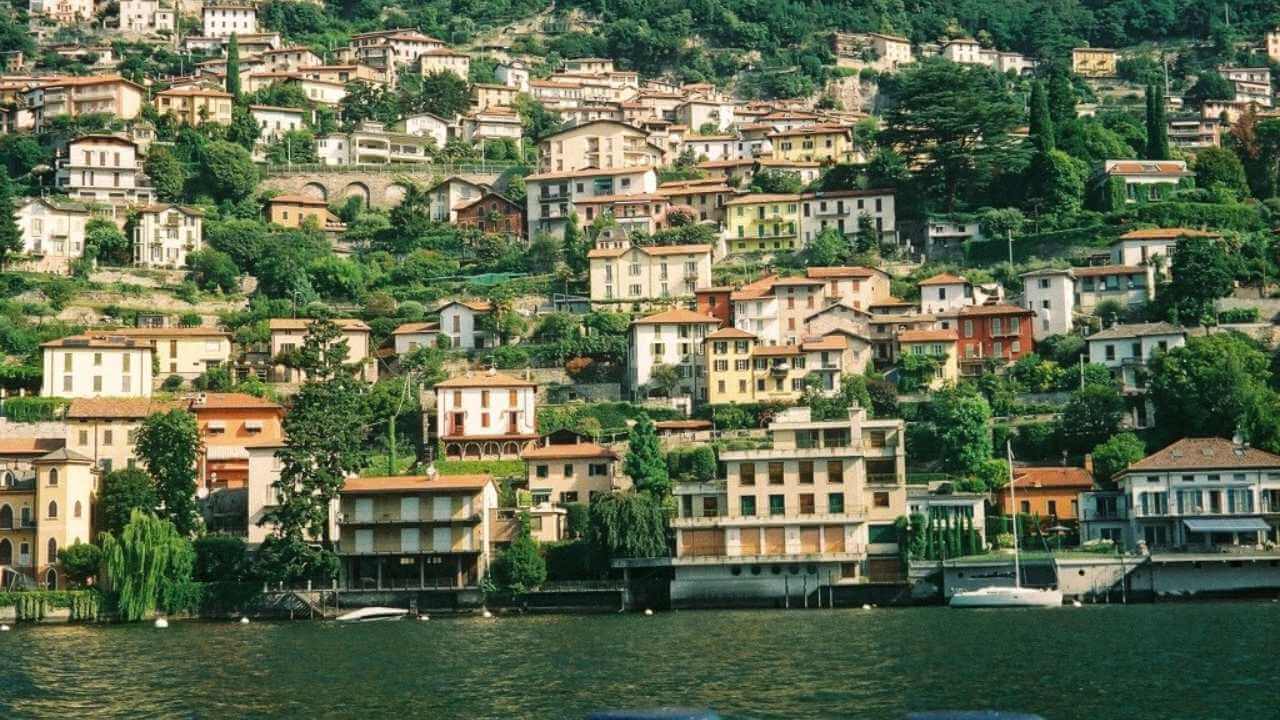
[588,492,669,561]
[100,510,195,622]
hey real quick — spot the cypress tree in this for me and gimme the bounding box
[1047,71,1076,139]
[1028,81,1054,154]
[1145,85,1170,160]
[226,33,241,100]
[0,167,21,270]
[622,415,670,497]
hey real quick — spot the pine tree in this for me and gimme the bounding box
[0,167,21,270]
[1028,81,1054,154]
[226,33,241,100]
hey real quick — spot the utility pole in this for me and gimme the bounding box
[1006,228,1013,266]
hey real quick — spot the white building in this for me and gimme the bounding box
[435,370,538,460]
[392,112,452,148]
[267,318,376,383]
[55,134,152,212]
[799,189,895,246]
[119,0,175,33]
[316,121,433,165]
[16,197,90,274]
[587,239,714,307]
[30,0,94,23]
[202,2,256,38]
[526,166,659,240]
[418,48,470,79]
[40,333,154,398]
[251,105,305,142]
[941,38,983,65]
[495,60,530,91]
[918,273,995,315]
[461,107,523,147]
[391,322,440,356]
[438,300,493,350]
[924,216,983,256]
[1020,267,1075,339]
[1108,228,1219,279]
[627,307,720,400]
[132,204,203,269]
[1086,321,1186,393]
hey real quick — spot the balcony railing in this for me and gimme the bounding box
[866,473,901,484]
[1131,506,1256,518]
[339,512,480,525]
[672,509,869,528]
[1081,508,1129,521]
[672,546,870,564]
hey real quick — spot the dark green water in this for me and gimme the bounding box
[1,602,1276,719]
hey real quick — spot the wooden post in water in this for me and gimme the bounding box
[784,574,789,609]
[803,575,808,609]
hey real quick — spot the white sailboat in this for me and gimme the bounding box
[949,442,1063,609]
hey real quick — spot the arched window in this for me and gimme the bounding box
[0,538,11,565]
[44,567,56,589]
[47,537,57,563]
[0,504,11,529]
[74,501,82,518]
[47,468,59,487]
[47,501,58,519]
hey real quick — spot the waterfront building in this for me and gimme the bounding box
[335,472,499,590]
[0,448,95,589]
[40,333,154,398]
[434,370,538,461]
[190,392,285,491]
[907,484,987,546]
[520,430,623,506]
[994,466,1094,522]
[64,397,182,473]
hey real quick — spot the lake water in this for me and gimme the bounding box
[1,602,1276,719]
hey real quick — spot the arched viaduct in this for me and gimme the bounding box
[258,165,513,209]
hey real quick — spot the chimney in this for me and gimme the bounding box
[1083,453,1094,476]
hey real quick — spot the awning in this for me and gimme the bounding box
[1183,518,1271,533]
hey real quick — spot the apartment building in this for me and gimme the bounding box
[316,121,433,165]
[661,406,907,606]
[724,194,800,254]
[132,204,204,269]
[30,0,94,24]
[119,0,176,33]
[435,370,538,461]
[202,2,256,37]
[0,448,95,589]
[627,308,721,401]
[918,273,997,315]
[805,266,893,311]
[1109,227,1219,278]
[191,392,285,490]
[392,111,452,148]
[27,76,145,131]
[258,46,324,72]
[418,48,470,79]
[832,32,914,72]
[537,120,663,173]
[335,472,499,590]
[1086,322,1187,428]
[706,330,863,405]
[994,466,1094,520]
[657,178,732,225]
[55,134,153,211]
[1099,160,1192,203]
[391,322,439,356]
[455,193,525,239]
[349,29,445,72]
[896,329,959,389]
[425,177,487,223]
[153,86,233,126]
[40,333,154,398]
[525,166,658,240]
[460,106,523,147]
[264,195,346,233]
[942,304,1036,375]
[521,430,622,506]
[587,239,713,308]
[1072,265,1156,316]
[769,124,856,164]
[799,189,895,246]
[15,197,90,274]
[267,318,376,383]
[111,326,232,385]
[63,397,181,473]
[472,83,519,110]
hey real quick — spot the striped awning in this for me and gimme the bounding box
[1182,518,1270,533]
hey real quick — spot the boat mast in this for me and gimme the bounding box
[1008,440,1020,589]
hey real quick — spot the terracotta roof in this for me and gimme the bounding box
[1105,161,1191,176]
[268,318,370,331]
[1116,228,1220,241]
[806,266,881,279]
[631,308,721,325]
[753,345,802,357]
[654,419,713,431]
[730,274,780,301]
[898,329,958,343]
[587,243,712,259]
[771,277,825,286]
[804,301,872,321]
[66,398,183,419]
[954,304,1034,318]
[706,327,755,340]
[434,371,535,389]
[572,193,667,205]
[191,393,282,411]
[112,327,229,338]
[41,333,152,349]
[1071,264,1146,277]
[157,87,232,98]
[1087,322,1186,341]
[343,474,493,494]
[801,334,848,351]
[525,165,657,181]
[1123,437,1280,473]
[268,194,329,206]
[521,442,617,460]
[0,438,65,456]
[392,322,440,335]
[440,300,493,312]
[918,273,967,286]
[723,193,801,206]
[768,124,851,138]
[1009,466,1095,489]
[33,447,93,464]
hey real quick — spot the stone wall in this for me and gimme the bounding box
[259,167,506,209]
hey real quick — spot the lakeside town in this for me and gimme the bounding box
[4,0,1280,622]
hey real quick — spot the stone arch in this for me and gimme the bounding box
[44,567,56,590]
[502,441,520,457]
[0,504,10,529]
[301,182,328,201]
[445,442,463,460]
[463,442,482,460]
[0,538,10,565]
[483,442,501,458]
[341,181,371,207]
[384,182,409,206]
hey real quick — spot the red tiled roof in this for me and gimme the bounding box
[898,329,958,343]
[631,308,721,325]
[1010,466,1094,489]
[918,273,967,286]
[434,371,535,389]
[1117,228,1220,241]
[1123,437,1280,472]
[343,474,493,494]
[521,442,617,460]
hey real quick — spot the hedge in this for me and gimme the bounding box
[0,590,102,621]
[435,459,525,478]
[1,396,69,422]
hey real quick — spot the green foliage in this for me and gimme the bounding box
[135,410,201,536]
[1194,147,1249,199]
[587,491,668,560]
[666,445,717,484]
[187,249,240,293]
[100,510,195,622]
[491,512,546,593]
[1057,384,1126,454]
[253,534,337,586]
[623,415,670,496]
[1144,85,1169,161]
[1091,432,1147,485]
[200,141,259,202]
[0,168,20,268]
[193,535,250,582]
[749,169,803,194]
[99,468,158,537]
[60,542,103,587]
[896,353,940,393]
[85,218,131,267]
[1163,235,1237,324]
[225,33,242,99]
[563,503,590,539]
[0,590,100,621]
[543,540,597,581]
[804,373,873,421]
[433,459,525,478]
[1,396,67,422]
[924,386,993,476]
[1185,71,1234,105]
[265,129,317,164]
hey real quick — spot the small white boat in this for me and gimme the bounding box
[335,606,408,622]
[949,586,1064,608]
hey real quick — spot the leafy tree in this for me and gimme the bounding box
[1149,332,1280,451]
[187,249,240,292]
[200,141,259,202]
[265,128,317,164]
[84,218,131,267]
[491,512,546,592]
[60,542,102,587]
[803,373,872,421]
[587,491,668,560]
[193,534,249,582]
[1185,71,1233,105]
[1057,384,1126,453]
[926,386,993,475]
[227,105,260,152]
[1194,147,1249,199]
[135,409,201,536]
[0,168,21,269]
[205,217,267,270]
[225,33,242,100]
[1163,235,1236,324]
[1047,70,1076,135]
[415,70,472,118]
[262,318,371,576]
[749,168,803,193]
[99,468,158,536]
[622,415,669,496]
[805,227,851,266]
[647,364,682,398]
[897,353,940,393]
[100,510,195,622]
[145,146,188,202]
[1091,432,1147,485]
[880,59,1023,210]
[1026,149,1086,219]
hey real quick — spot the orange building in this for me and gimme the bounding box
[995,466,1095,522]
[191,392,285,490]
[264,194,346,233]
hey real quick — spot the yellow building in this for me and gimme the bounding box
[1071,48,1117,78]
[113,327,233,385]
[725,193,801,254]
[0,448,96,589]
[153,87,234,126]
[896,329,959,389]
[705,327,757,404]
[769,124,855,163]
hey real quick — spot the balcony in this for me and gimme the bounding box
[671,545,870,565]
[671,509,868,528]
[1081,508,1129,521]
[866,473,902,485]
[339,512,480,525]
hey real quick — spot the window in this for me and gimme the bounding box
[768,462,784,485]
[799,493,815,514]
[480,413,489,428]
[873,491,890,508]
[563,464,574,477]
[769,494,785,516]
[828,493,845,514]
[1048,500,1058,516]
[480,390,490,408]
[93,376,102,392]
[47,500,58,519]
[78,430,88,446]
[799,461,814,484]
[562,491,579,505]
[740,463,755,486]
[1020,500,1031,514]
[739,495,757,516]
[47,468,59,486]
[827,461,842,484]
